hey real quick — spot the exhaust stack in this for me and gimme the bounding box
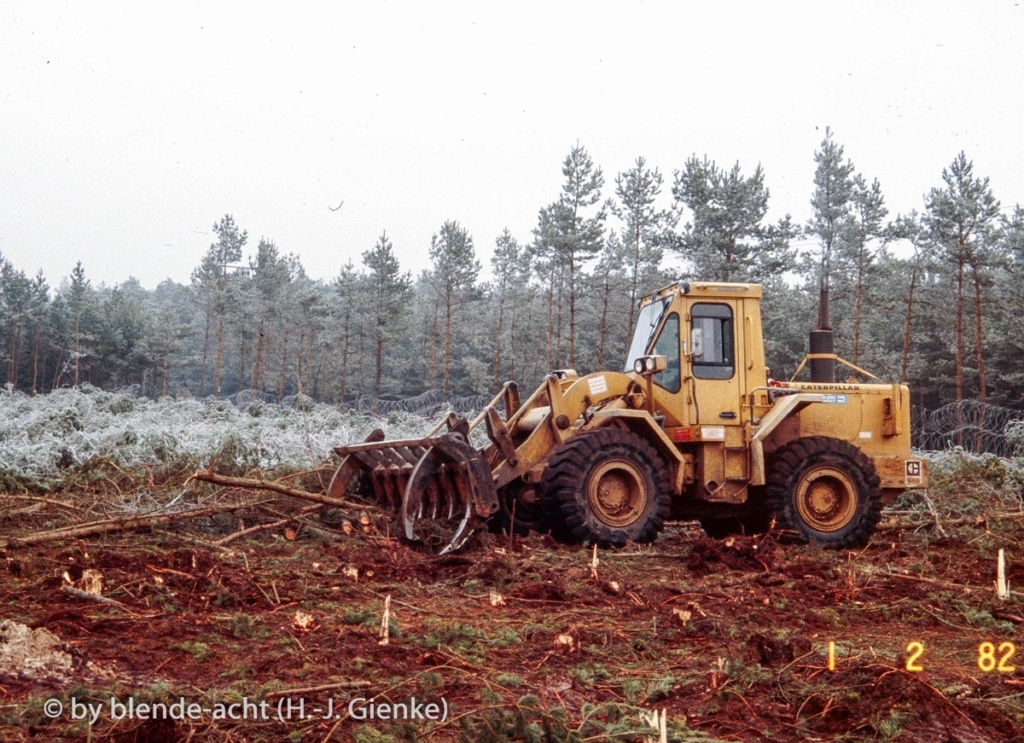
[809,284,835,383]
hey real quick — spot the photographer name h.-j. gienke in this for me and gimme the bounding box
[348,696,448,721]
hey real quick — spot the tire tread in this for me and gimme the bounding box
[541,428,671,547]
[765,436,882,549]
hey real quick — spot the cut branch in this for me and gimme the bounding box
[214,504,324,546]
[61,584,133,611]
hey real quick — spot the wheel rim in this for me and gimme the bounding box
[795,466,858,532]
[587,460,647,527]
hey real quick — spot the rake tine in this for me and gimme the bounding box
[402,446,437,541]
[438,501,476,556]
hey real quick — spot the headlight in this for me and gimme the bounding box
[633,355,667,376]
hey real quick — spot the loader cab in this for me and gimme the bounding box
[626,282,764,411]
[626,281,767,503]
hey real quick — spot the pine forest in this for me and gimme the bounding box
[3,134,1021,421]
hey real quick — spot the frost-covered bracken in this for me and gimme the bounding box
[0,386,437,483]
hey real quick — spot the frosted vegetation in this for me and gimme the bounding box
[3,385,1023,526]
[0,386,437,490]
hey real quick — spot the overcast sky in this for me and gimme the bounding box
[2,1,1022,291]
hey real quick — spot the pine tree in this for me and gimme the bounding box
[923,153,1001,403]
[0,260,33,390]
[247,239,293,392]
[209,215,247,396]
[363,232,412,398]
[845,175,888,363]
[887,212,931,384]
[97,281,152,389]
[427,220,481,397]
[490,229,529,385]
[532,145,606,369]
[592,234,630,370]
[190,215,247,396]
[27,271,49,394]
[610,156,675,340]
[67,261,96,388]
[673,157,795,282]
[806,129,856,324]
[332,260,365,403]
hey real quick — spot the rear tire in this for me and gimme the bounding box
[541,429,671,547]
[765,436,882,549]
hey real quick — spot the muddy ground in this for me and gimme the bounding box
[2,497,1024,742]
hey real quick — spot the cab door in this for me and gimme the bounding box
[687,300,748,501]
[688,301,742,428]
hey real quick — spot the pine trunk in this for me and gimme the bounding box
[568,254,576,368]
[597,273,610,370]
[214,313,224,397]
[32,329,40,394]
[972,264,987,403]
[493,280,506,387]
[901,261,919,384]
[199,305,211,397]
[251,319,264,389]
[443,287,453,398]
[277,327,289,402]
[74,312,81,389]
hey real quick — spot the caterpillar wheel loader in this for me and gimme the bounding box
[327,281,928,554]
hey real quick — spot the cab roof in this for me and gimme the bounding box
[644,281,763,303]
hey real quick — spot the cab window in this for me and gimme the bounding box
[624,296,671,372]
[691,303,734,380]
[652,313,681,392]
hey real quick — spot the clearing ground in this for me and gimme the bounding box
[3,480,1024,743]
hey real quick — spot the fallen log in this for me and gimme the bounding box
[1,499,277,549]
[191,469,365,509]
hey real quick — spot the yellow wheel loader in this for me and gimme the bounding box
[328,281,928,553]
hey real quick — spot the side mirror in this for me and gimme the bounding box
[691,327,703,359]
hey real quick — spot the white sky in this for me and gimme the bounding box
[2,1,1022,290]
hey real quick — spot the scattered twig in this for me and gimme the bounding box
[164,533,236,554]
[870,568,977,593]
[7,503,43,516]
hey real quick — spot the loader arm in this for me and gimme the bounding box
[490,371,646,488]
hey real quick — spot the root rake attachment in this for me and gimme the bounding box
[328,417,500,554]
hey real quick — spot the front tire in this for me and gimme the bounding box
[541,429,671,547]
[766,436,882,549]
[488,482,548,536]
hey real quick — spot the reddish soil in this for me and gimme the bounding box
[2,511,1024,741]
